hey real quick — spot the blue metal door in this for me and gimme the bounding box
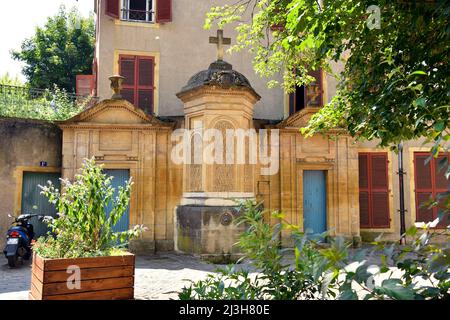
[21,172,61,238]
[104,169,130,234]
[303,170,327,236]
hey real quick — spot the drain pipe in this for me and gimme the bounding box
[398,142,407,244]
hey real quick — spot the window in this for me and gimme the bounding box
[288,69,323,116]
[121,0,154,23]
[359,153,390,228]
[106,0,172,23]
[414,152,449,226]
[75,75,94,96]
[119,54,155,115]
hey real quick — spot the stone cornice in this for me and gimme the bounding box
[56,98,174,129]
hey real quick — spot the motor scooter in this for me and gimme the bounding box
[3,213,42,267]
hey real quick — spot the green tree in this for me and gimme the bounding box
[205,0,449,150]
[11,5,94,93]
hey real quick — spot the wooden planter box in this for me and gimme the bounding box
[29,252,135,300]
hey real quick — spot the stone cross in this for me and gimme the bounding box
[209,29,231,61]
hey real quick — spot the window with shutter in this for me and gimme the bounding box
[358,153,390,228]
[119,54,155,114]
[75,75,94,96]
[414,152,449,226]
[288,69,323,116]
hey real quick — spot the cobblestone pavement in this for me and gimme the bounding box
[0,253,242,300]
[0,247,394,300]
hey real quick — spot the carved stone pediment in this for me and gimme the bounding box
[58,99,173,128]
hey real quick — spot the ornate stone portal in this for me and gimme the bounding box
[54,30,362,258]
[175,32,261,262]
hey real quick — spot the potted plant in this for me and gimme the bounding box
[29,158,146,300]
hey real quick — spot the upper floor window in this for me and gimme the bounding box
[119,54,155,115]
[106,0,172,23]
[288,69,323,116]
[121,0,154,23]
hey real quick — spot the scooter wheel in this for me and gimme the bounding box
[7,255,18,268]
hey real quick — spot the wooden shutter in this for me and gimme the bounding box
[414,152,449,225]
[137,56,154,114]
[119,55,155,114]
[358,154,370,227]
[359,153,390,228]
[75,75,94,96]
[119,55,136,104]
[156,0,172,23]
[106,0,120,18]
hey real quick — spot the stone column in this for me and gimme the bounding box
[175,60,260,262]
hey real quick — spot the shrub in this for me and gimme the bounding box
[34,158,146,258]
[179,200,449,300]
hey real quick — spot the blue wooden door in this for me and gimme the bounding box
[21,172,61,238]
[303,170,327,236]
[104,169,130,234]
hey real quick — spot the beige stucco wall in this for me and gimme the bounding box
[0,118,62,247]
[95,0,286,120]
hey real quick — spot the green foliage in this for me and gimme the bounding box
[0,84,89,121]
[34,158,147,258]
[179,200,449,300]
[205,0,449,149]
[11,5,95,92]
[0,73,23,86]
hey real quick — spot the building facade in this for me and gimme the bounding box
[1,0,446,252]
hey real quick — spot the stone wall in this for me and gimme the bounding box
[0,117,62,247]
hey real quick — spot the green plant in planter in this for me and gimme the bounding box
[34,157,146,258]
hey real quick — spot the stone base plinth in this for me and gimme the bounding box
[175,205,246,263]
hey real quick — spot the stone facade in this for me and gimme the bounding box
[58,100,182,252]
[55,57,364,258]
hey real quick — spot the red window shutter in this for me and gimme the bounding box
[119,55,155,114]
[416,192,434,222]
[415,154,432,189]
[358,154,368,188]
[120,56,136,86]
[370,154,389,227]
[156,0,172,23]
[106,0,120,18]
[137,90,153,114]
[121,89,135,104]
[414,152,449,225]
[435,155,448,190]
[359,192,370,227]
[119,55,136,104]
[75,75,94,96]
[359,153,390,228]
[138,58,154,86]
[137,56,155,114]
